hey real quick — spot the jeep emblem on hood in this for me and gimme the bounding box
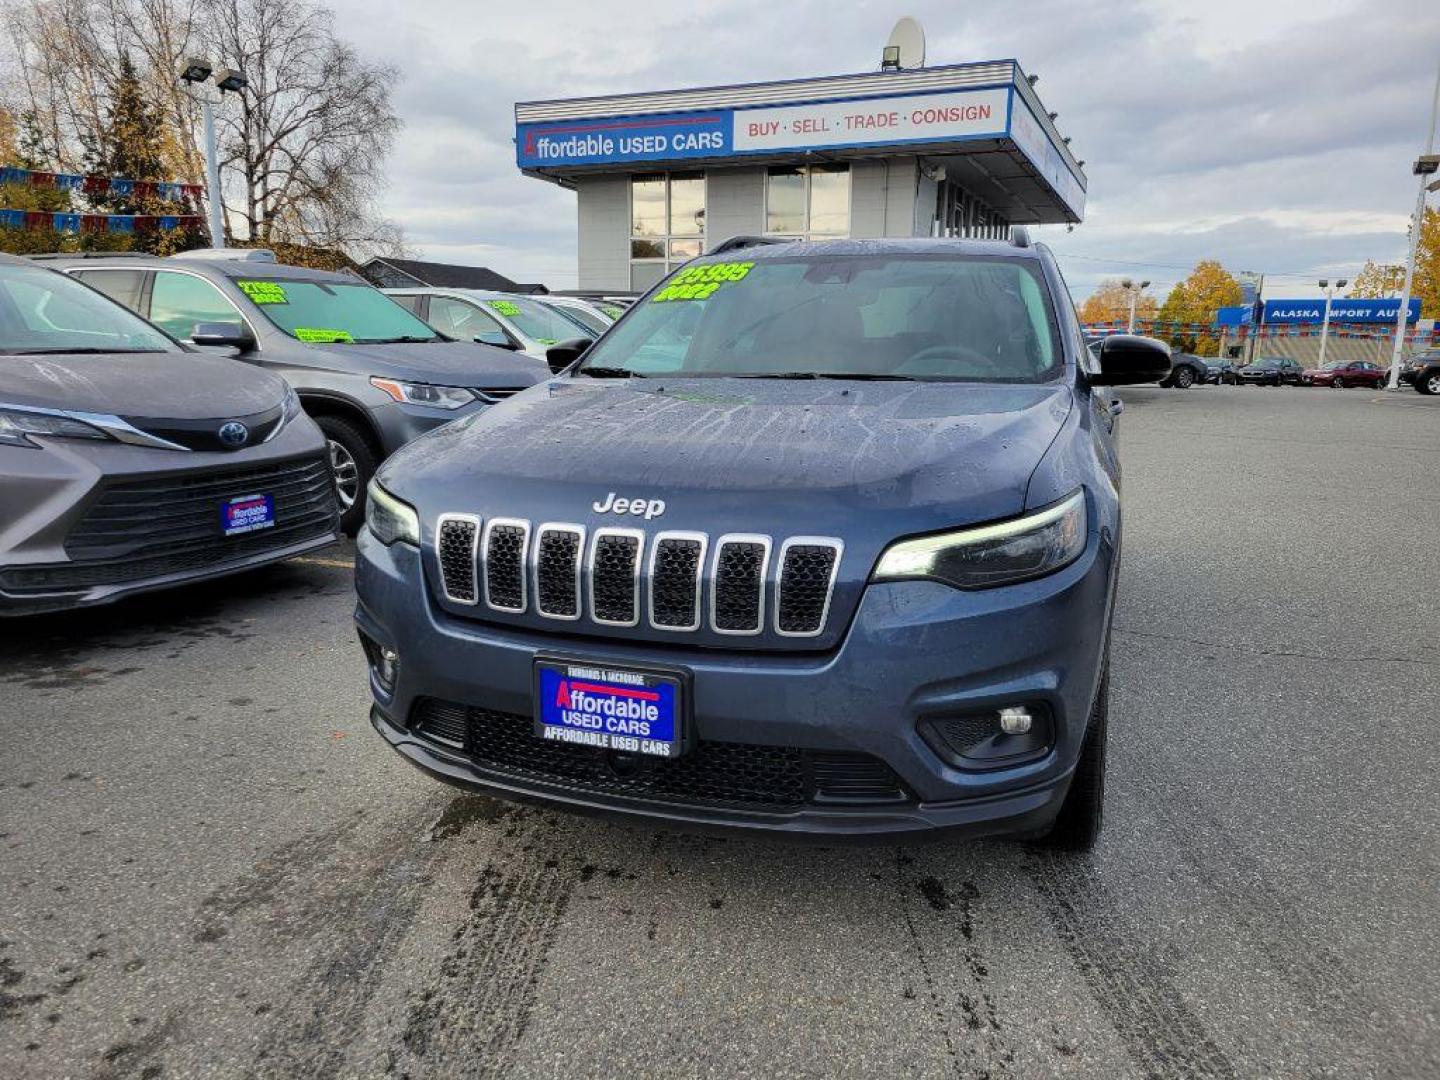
[593,492,666,520]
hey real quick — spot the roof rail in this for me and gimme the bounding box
[1010,226,1032,249]
[27,251,162,261]
[171,247,277,263]
[707,235,789,256]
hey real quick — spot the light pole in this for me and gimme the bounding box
[1316,277,1346,369]
[1121,278,1150,333]
[1387,61,1440,389]
[177,58,248,249]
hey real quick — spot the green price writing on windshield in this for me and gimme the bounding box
[237,280,289,305]
[487,300,522,317]
[652,261,754,303]
[294,327,353,343]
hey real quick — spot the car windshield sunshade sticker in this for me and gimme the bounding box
[652,261,754,303]
[487,300,522,317]
[236,280,289,304]
[293,327,354,343]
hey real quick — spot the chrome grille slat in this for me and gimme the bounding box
[775,537,843,637]
[649,531,707,631]
[436,514,481,605]
[590,528,643,626]
[482,518,530,612]
[533,524,584,620]
[710,534,771,635]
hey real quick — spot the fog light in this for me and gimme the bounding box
[999,706,1033,735]
[375,648,399,691]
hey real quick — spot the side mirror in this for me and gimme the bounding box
[545,337,591,375]
[1090,335,1172,385]
[475,331,521,351]
[191,321,254,351]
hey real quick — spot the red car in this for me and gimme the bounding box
[1301,360,1387,388]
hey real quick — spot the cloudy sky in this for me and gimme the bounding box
[336,0,1440,302]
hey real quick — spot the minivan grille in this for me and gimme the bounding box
[431,518,842,639]
[410,700,909,811]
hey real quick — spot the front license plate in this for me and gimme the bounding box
[222,493,275,537]
[534,660,685,759]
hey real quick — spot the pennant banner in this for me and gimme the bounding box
[0,165,203,202]
[0,208,201,234]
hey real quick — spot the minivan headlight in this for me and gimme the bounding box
[366,480,419,546]
[872,489,1087,590]
[0,405,111,448]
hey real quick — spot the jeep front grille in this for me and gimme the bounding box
[434,518,842,639]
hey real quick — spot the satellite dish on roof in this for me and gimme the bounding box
[882,17,926,70]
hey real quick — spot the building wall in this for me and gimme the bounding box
[576,175,631,292]
[705,168,764,243]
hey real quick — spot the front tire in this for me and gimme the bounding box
[1033,665,1108,851]
[1173,366,1195,389]
[1419,372,1440,396]
[316,415,378,536]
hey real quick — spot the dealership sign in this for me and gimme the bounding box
[1262,297,1420,324]
[516,84,1085,217]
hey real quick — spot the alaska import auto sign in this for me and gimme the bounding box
[1262,298,1421,324]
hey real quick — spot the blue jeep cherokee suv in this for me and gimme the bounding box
[354,236,1170,848]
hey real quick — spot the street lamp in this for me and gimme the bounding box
[1387,64,1440,389]
[177,58,248,249]
[1316,278,1347,370]
[1120,279,1150,333]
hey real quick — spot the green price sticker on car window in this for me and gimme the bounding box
[294,327,353,343]
[237,280,288,305]
[487,300,522,317]
[652,261,755,303]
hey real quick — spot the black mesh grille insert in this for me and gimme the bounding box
[929,715,998,757]
[484,523,527,611]
[777,543,839,634]
[713,541,765,632]
[651,537,702,628]
[591,533,640,624]
[535,529,581,617]
[408,700,910,811]
[437,518,478,603]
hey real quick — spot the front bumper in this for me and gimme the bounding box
[0,418,338,616]
[369,398,489,456]
[355,523,1117,838]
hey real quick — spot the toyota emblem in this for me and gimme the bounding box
[218,421,249,448]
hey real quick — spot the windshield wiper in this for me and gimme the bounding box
[7,347,166,355]
[577,366,646,378]
[734,371,920,381]
[353,336,438,344]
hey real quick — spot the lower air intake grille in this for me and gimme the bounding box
[713,539,767,632]
[650,536,703,629]
[591,532,640,624]
[437,516,478,603]
[534,527,582,617]
[777,542,841,635]
[408,700,909,811]
[483,521,528,611]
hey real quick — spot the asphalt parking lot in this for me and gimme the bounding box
[2,384,1438,1079]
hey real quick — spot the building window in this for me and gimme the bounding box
[630,173,705,291]
[765,164,850,239]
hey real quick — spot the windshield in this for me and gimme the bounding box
[235,277,441,344]
[545,301,609,335]
[484,296,594,344]
[0,262,175,356]
[576,254,1063,381]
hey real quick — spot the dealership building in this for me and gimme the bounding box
[514,58,1086,292]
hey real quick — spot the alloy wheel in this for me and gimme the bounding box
[329,439,359,510]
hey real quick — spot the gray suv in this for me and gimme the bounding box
[40,252,548,531]
[0,253,338,615]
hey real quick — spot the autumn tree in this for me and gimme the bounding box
[1155,260,1242,355]
[1078,278,1159,325]
[1348,207,1440,320]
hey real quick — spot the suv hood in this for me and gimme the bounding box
[304,339,548,387]
[384,378,1072,532]
[2,351,286,419]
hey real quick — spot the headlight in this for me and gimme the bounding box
[370,377,474,410]
[872,489,1087,590]
[0,405,111,449]
[365,480,419,546]
[281,385,303,425]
